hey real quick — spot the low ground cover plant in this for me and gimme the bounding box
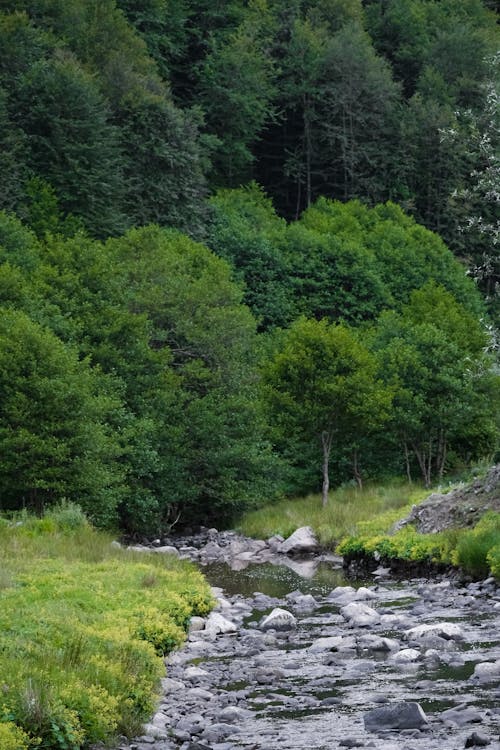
[0,503,213,749]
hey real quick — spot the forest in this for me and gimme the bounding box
[0,0,498,534]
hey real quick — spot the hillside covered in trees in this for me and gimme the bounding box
[0,0,498,533]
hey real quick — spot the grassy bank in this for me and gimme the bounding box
[0,504,213,750]
[338,510,500,580]
[238,481,430,547]
[239,475,500,580]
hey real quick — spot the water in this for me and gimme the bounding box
[202,559,361,598]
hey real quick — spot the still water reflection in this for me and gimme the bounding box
[201,560,364,598]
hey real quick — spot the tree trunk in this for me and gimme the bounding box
[321,430,333,507]
[352,448,363,489]
[403,440,412,484]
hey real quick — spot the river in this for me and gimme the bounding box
[120,550,500,750]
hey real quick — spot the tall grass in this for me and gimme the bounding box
[0,504,214,750]
[238,481,430,547]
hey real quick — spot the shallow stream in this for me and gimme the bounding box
[123,554,500,750]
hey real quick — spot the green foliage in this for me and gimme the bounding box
[239,480,425,547]
[0,510,213,748]
[0,308,124,523]
[452,512,500,578]
[0,723,30,750]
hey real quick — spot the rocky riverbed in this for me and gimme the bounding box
[117,530,500,750]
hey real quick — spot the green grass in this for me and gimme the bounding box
[0,504,214,750]
[238,480,431,547]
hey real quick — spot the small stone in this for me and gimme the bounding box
[364,702,429,732]
[465,731,491,747]
[339,738,364,748]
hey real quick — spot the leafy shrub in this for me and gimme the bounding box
[45,502,89,532]
[452,512,500,578]
[0,722,30,750]
[487,545,500,580]
[134,607,186,655]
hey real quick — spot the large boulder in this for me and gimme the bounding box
[364,702,429,732]
[279,526,320,555]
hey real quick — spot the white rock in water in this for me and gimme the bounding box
[405,622,464,641]
[205,612,237,636]
[259,607,297,631]
[280,526,319,555]
[389,648,421,663]
[354,586,377,600]
[341,601,380,627]
[472,659,500,681]
[309,635,356,652]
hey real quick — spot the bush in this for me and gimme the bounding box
[0,722,30,750]
[452,512,500,578]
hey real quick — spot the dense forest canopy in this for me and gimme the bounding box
[0,0,498,532]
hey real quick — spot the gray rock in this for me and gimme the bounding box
[184,666,210,681]
[259,607,297,631]
[175,714,206,736]
[465,731,491,747]
[472,660,500,681]
[341,601,380,627]
[389,648,421,663]
[292,594,319,611]
[204,612,237,636]
[357,634,400,652]
[364,701,429,732]
[279,526,319,555]
[309,635,356,652]
[202,723,241,743]
[405,622,464,641]
[441,705,483,726]
[189,616,206,633]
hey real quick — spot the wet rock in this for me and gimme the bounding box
[405,622,464,641]
[339,739,364,748]
[267,534,284,552]
[189,616,206,633]
[441,705,483,726]
[341,601,380,627]
[364,701,429,731]
[279,526,319,555]
[204,612,237,637]
[389,648,421,663]
[202,722,241,743]
[357,634,399,652]
[465,731,491,747]
[259,607,297,631]
[175,714,206,736]
[472,660,500,681]
[184,666,210,682]
[309,635,356,652]
[291,594,319,611]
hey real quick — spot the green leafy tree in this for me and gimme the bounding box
[373,283,498,485]
[207,184,294,329]
[119,96,208,236]
[0,309,124,523]
[197,9,276,185]
[264,317,391,505]
[14,53,125,236]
